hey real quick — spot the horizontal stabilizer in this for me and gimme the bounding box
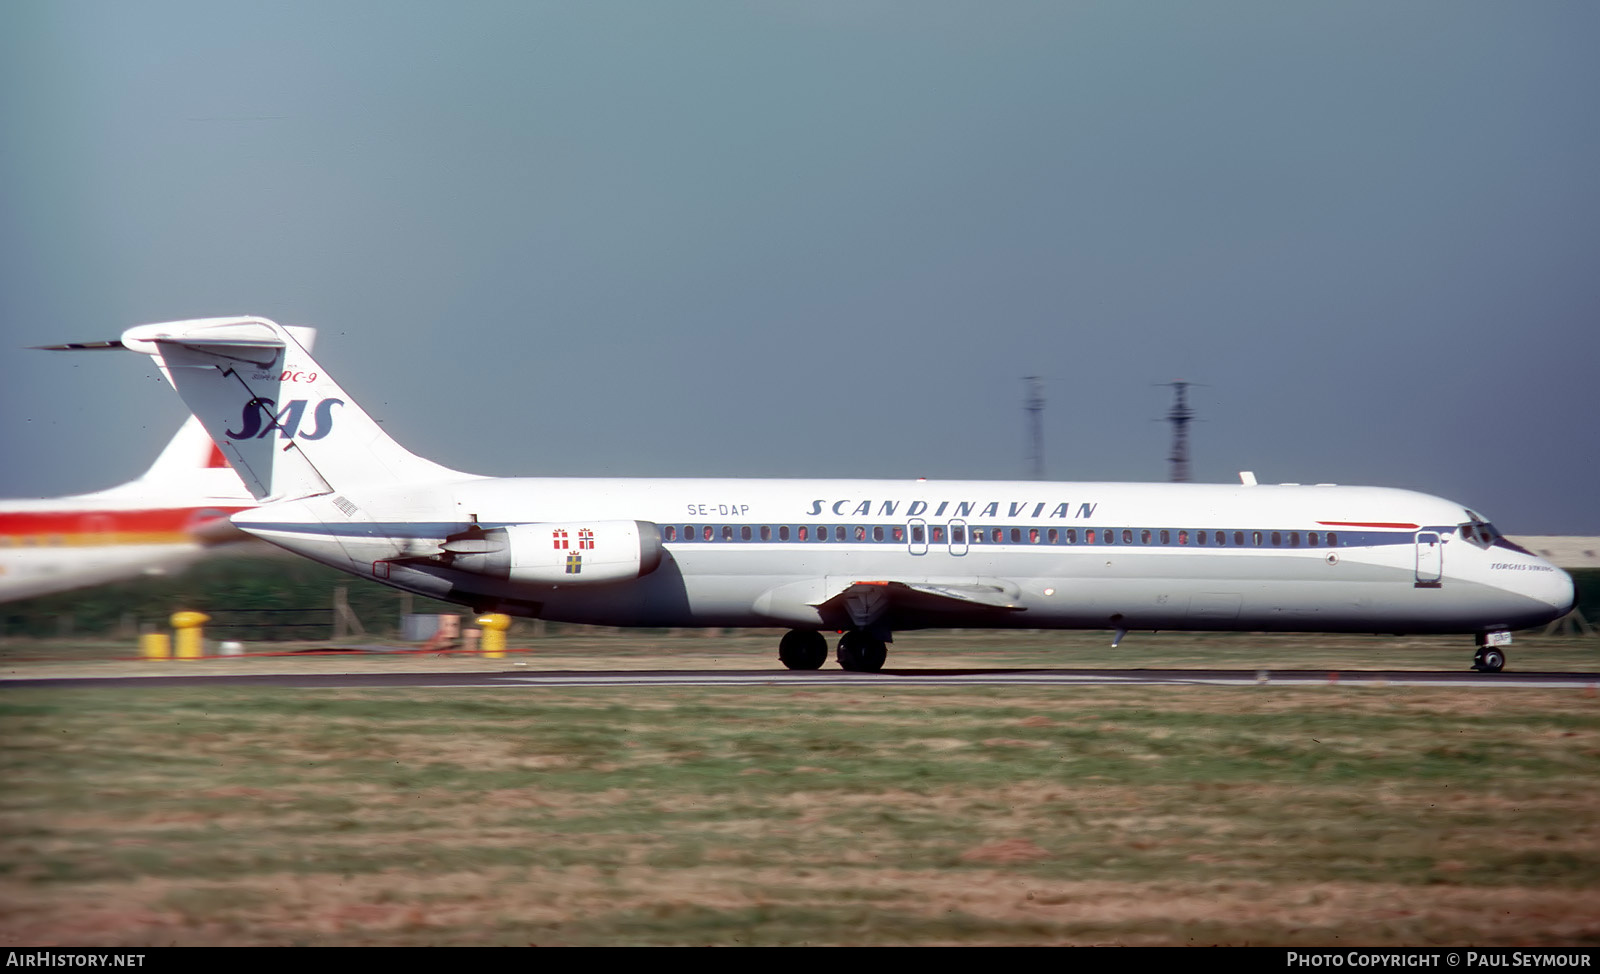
[32,340,126,351]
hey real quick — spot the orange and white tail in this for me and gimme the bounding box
[89,415,255,504]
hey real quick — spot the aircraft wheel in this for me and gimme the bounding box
[778,629,828,670]
[836,631,887,673]
[1474,647,1506,673]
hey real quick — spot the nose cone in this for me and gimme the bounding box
[1547,565,1578,618]
[1517,560,1577,627]
[1487,556,1578,631]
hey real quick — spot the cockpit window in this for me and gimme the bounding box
[1461,517,1533,555]
[1458,520,1505,550]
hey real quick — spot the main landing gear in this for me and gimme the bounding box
[1472,633,1508,673]
[778,629,828,670]
[835,630,887,673]
[778,629,888,672]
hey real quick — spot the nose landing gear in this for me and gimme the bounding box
[1473,647,1506,673]
[1472,633,1509,673]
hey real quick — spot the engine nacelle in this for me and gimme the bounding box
[443,520,663,585]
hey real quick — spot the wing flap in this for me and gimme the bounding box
[811,578,1027,627]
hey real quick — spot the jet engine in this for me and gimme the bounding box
[440,520,663,585]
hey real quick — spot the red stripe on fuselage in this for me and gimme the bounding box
[0,507,251,536]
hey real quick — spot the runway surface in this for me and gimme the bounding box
[4,667,1598,690]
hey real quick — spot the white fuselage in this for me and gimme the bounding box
[233,477,1575,636]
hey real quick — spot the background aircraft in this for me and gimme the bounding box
[0,416,255,602]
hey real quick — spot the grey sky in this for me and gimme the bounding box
[2,2,1596,534]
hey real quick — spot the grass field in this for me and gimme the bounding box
[2,631,1598,946]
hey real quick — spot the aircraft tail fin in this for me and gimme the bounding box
[108,317,467,502]
[113,415,256,502]
[138,415,230,482]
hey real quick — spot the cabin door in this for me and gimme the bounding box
[1414,532,1443,587]
[948,519,970,556]
[907,518,929,556]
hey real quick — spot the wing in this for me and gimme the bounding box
[812,578,1027,628]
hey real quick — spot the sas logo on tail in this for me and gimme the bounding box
[226,397,345,440]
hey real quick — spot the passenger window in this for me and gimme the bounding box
[664,526,676,541]
[931,526,945,543]
[1327,532,1338,546]
[1103,529,1114,544]
[704,526,715,541]
[1233,532,1244,546]
[835,526,846,541]
[1010,528,1021,543]
[1067,529,1077,544]
[1161,530,1170,544]
[1178,531,1188,545]
[855,526,866,541]
[779,526,790,541]
[1253,531,1263,546]
[1030,529,1040,543]
[818,526,829,541]
[893,526,905,542]
[1121,529,1132,544]
[741,526,752,541]
[991,528,1003,543]
[760,526,772,541]
[1086,529,1097,544]
[798,526,808,541]
[952,525,965,543]
[1216,532,1226,546]
[684,525,694,539]
[723,526,734,541]
[1196,531,1207,546]
[873,526,884,542]
[1141,530,1151,544]
[911,525,925,543]
[1307,532,1318,547]
[1049,529,1059,544]
[1289,532,1300,547]
[1271,532,1281,546]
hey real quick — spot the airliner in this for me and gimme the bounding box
[0,416,255,602]
[55,316,1576,673]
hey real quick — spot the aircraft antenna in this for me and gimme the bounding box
[1023,376,1045,480]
